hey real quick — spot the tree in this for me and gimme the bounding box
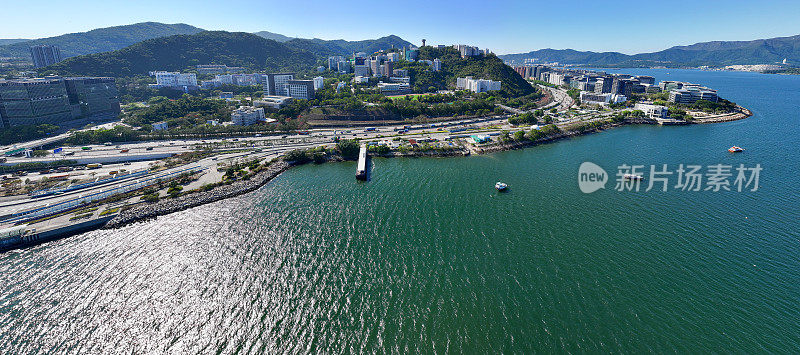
[336,140,360,160]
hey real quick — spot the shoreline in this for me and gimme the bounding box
[103,161,290,229]
[101,106,752,230]
[3,105,752,241]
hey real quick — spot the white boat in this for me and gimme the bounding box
[495,182,508,191]
[623,173,643,181]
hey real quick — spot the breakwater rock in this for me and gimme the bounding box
[105,161,290,229]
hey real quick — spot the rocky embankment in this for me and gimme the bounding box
[105,161,290,229]
[693,106,752,124]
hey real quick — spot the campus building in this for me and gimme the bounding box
[0,77,120,128]
[29,45,63,68]
[456,77,501,93]
[231,106,266,126]
[285,80,315,100]
[149,72,198,89]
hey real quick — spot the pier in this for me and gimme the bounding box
[356,144,367,180]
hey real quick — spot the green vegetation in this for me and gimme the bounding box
[0,124,59,145]
[0,22,203,58]
[141,193,160,203]
[508,112,538,126]
[66,126,141,145]
[42,31,318,77]
[566,88,581,104]
[167,184,183,198]
[407,46,536,97]
[284,35,411,56]
[69,213,94,221]
[310,82,502,119]
[99,207,120,216]
[368,144,391,155]
[531,80,557,88]
[503,124,563,143]
[128,95,230,127]
[336,140,360,160]
[0,160,77,174]
[284,149,313,164]
[500,92,545,110]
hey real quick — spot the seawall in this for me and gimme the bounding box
[104,161,290,229]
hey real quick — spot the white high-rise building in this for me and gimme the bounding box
[433,58,441,72]
[260,73,294,96]
[313,76,324,90]
[327,56,344,70]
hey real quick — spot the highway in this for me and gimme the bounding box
[539,85,575,111]
[0,98,629,222]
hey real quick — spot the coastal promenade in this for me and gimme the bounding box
[692,106,752,124]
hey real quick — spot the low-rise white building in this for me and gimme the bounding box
[149,72,197,88]
[580,92,612,105]
[456,76,501,93]
[231,106,266,126]
[378,82,411,92]
[253,96,294,109]
[353,76,370,84]
[634,103,668,119]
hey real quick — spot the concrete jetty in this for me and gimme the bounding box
[356,144,367,180]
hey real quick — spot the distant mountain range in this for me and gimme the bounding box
[284,35,413,56]
[253,31,294,43]
[499,34,800,67]
[0,39,30,46]
[0,22,204,59]
[42,31,319,77]
[1,21,412,66]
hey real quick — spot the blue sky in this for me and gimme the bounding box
[2,0,799,54]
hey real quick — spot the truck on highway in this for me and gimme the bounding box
[86,163,102,169]
[120,149,129,153]
[365,127,376,132]
[81,146,92,151]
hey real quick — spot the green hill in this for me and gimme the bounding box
[415,47,535,97]
[253,31,294,42]
[41,31,318,77]
[286,35,413,56]
[0,39,30,46]
[0,22,204,59]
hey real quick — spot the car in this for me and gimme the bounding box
[146,147,154,151]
